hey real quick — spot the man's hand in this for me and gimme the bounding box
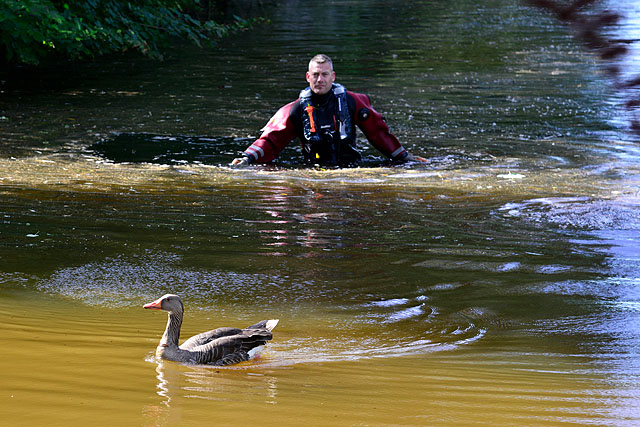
[230,156,251,167]
[405,153,427,163]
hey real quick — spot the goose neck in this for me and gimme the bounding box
[160,310,182,347]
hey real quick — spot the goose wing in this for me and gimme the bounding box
[181,319,278,350]
[188,328,273,365]
[180,327,242,350]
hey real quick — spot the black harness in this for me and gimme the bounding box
[299,84,360,166]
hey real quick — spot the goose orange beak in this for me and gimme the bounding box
[143,300,162,310]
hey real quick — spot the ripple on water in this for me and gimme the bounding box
[34,251,288,308]
[495,196,640,231]
[34,251,491,364]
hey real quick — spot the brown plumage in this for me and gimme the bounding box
[143,294,278,366]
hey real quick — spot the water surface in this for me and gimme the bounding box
[2,0,640,425]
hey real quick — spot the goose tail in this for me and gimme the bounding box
[265,319,279,332]
[246,319,279,331]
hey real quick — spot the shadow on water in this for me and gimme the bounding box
[90,133,253,165]
[89,132,430,168]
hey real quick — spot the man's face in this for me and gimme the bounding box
[306,61,335,95]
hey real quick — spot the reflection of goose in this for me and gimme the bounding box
[144,294,278,366]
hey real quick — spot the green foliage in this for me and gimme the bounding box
[0,0,255,65]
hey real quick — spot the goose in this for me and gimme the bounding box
[143,294,278,366]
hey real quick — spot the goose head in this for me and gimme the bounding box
[143,294,184,314]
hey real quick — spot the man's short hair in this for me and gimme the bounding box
[309,54,333,70]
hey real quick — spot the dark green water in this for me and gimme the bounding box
[2,0,640,425]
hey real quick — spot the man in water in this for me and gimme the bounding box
[231,54,425,167]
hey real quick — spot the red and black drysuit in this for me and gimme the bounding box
[241,84,410,166]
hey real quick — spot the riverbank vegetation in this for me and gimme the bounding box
[0,0,261,66]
